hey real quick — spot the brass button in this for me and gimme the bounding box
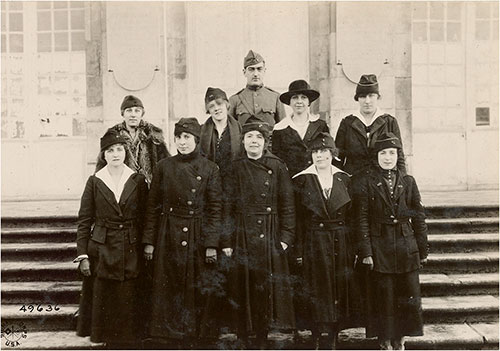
[189,210,194,215]
[308,160,312,164]
[266,207,272,212]
[181,240,187,246]
[390,215,395,218]
[261,193,266,198]
[182,227,188,232]
[334,238,339,242]
[119,224,123,229]
[257,219,263,224]
[339,221,344,225]
[393,219,398,224]
[259,234,264,238]
[268,170,273,175]
[264,181,269,186]
[187,201,193,206]
[169,208,173,212]
[196,176,202,181]
[319,223,324,228]
[191,188,196,193]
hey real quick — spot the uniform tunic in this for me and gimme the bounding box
[357,169,429,339]
[272,115,330,177]
[76,167,148,343]
[293,165,358,332]
[226,151,296,334]
[229,85,286,128]
[142,149,223,340]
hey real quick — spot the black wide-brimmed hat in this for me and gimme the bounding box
[373,132,402,153]
[354,74,380,101]
[100,130,126,151]
[279,80,320,105]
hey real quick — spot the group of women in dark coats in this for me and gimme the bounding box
[75,75,429,350]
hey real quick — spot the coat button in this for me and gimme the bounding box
[187,201,193,206]
[261,193,266,198]
[266,207,272,212]
[319,223,324,228]
[339,221,344,225]
[170,208,173,212]
[390,215,395,218]
[119,224,123,229]
[393,219,398,224]
[259,234,264,238]
[268,170,273,175]
[181,240,187,246]
[264,181,269,186]
[189,210,194,215]
[191,189,196,193]
[196,176,202,181]
[308,160,312,164]
[182,227,188,232]
[334,238,339,242]
[257,219,263,224]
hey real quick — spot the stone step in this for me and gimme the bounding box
[2,296,497,333]
[1,216,76,229]
[1,282,82,304]
[1,227,76,243]
[424,205,499,219]
[428,233,499,253]
[1,323,498,350]
[427,217,498,234]
[2,243,76,261]
[423,252,499,274]
[420,273,499,297]
[2,273,497,305]
[1,261,79,282]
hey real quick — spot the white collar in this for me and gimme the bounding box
[351,108,385,126]
[96,165,135,203]
[273,113,320,131]
[292,164,346,179]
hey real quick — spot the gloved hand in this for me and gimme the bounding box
[222,247,233,257]
[362,256,374,270]
[144,244,154,261]
[206,248,217,263]
[79,258,91,277]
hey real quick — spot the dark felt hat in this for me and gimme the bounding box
[241,115,271,139]
[244,50,264,68]
[174,117,201,139]
[309,132,335,151]
[373,132,402,153]
[354,74,380,101]
[205,87,228,105]
[100,130,127,151]
[120,95,144,111]
[279,80,320,105]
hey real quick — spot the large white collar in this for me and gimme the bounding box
[292,164,346,179]
[273,113,320,131]
[95,165,135,203]
[351,108,386,126]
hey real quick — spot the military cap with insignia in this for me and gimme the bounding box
[354,74,380,101]
[309,132,335,151]
[244,50,265,68]
[174,117,201,139]
[241,115,271,139]
[373,132,402,153]
[204,87,228,105]
[100,130,127,151]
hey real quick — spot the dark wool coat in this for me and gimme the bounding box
[229,86,286,127]
[335,114,406,177]
[142,150,223,340]
[76,172,148,343]
[200,115,242,163]
[226,151,296,334]
[272,117,330,176]
[96,120,170,184]
[357,170,429,273]
[292,167,359,331]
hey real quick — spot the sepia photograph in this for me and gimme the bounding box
[1,1,499,350]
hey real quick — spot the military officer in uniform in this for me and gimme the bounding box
[229,50,286,128]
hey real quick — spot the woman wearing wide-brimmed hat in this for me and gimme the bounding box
[272,79,331,178]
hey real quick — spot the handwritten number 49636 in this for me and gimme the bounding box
[19,304,60,312]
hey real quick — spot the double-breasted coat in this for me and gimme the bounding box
[272,115,330,177]
[335,112,406,179]
[357,169,429,339]
[142,150,223,340]
[229,86,286,128]
[292,166,359,332]
[76,169,148,343]
[226,151,296,334]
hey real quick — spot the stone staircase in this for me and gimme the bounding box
[1,205,498,350]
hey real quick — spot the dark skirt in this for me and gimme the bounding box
[362,269,424,339]
[77,275,140,344]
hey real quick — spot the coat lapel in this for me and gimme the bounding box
[373,176,393,210]
[326,174,351,213]
[227,115,242,159]
[303,119,322,145]
[301,176,329,218]
[119,176,137,207]
[350,116,368,139]
[367,115,386,147]
[95,179,123,215]
[392,172,406,202]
